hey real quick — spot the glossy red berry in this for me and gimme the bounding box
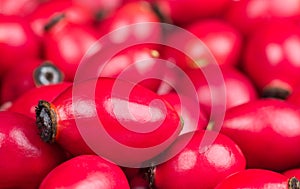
[182,66,258,114]
[161,92,208,135]
[152,0,231,25]
[284,169,300,181]
[42,16,99,81]
[225,0,300,35]
[96,1,161,48]
[0,15,41,76]
[220,99,300,171]
[8,82,71,118]
[153,130,246,189]
[100,46,162,91]
[27,0,95,37]
[242,20,300,99]
[39,155,130,189]
[185,19,243,67]
[0,111,66,189]
[35,77,181,166]
[215,169,300,189]
[0,60,63,104]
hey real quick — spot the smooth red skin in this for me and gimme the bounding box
[183,66,258,115]
[287,89,300,107]
[215,169,290,189]
[73,0,122,15]
[27,0,94,37]
[221,99,300,171]
[225,0,300,36]
[0,58,42,104]
[43,20,99,81]
[8,82,72,118]
[283,168,300,180]
[161,92,209,135]
[0,15,41,76]
[100,46,162,91]
[96,1,161,47]
[185,19,243,67]
[39,155,130,189]
[0,0,41,16]
[242,20,300,93]
[154,130,246,189]
[154,0,231,26]
[0,111,66,189]
[129,174,149,189]
[50,77,181,164]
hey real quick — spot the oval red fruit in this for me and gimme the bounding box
[39,155,130,189]
[220,99,300,171]
[35,77,181,166]
[0,111,66,188]
[153,130,246,189]
[215,169,299,189]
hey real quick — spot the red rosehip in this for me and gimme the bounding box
[153,130,246,189]
[220,99,300,171]
[225,0,300,35]
[161,92,209,135]
[0,60,63,104]
[185,19,243,67]
[8,82,71,118]
[96,1,161,49]
[100,46,162,92]
[0,15,41,76]
[182,66,258,114]
[35,77,181,166]
[284,168,300,181]
[42,16,99,81]
[152,0,231,25]
[215,169,299,189]
[242,20,300,99]
[27,0,95,37]
[0,111,66,188]
[39,155,130,189]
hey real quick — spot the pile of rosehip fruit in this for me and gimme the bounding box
[1,0,300,188]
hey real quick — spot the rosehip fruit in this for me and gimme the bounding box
[161,92,208,135]
[152,130,246,189]
[35,77,181,166]
[220,99,300,171]
[225,0,300,35]
[100,46,162,91]
[39,155,130,189]
[152,0,231,25]
[284,168,300,180]
[27,0,95,37]
[0,0,41,16]
[0,15,41,76]
[0,60,63,104]
[0,111,66,189]
[215,169,300,189]
[97,1,161,48]
[8,82,71,118]
[187,19,242,67]
[182,66,258,114]
[42,16,99,81]
[242,20,300,99]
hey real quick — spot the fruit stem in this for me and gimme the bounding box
[35,100,57,143]
[44,13,65,31]
[289,177,300,189]
[262,87,290,100]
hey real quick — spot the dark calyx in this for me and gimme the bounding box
[289,177,300,189]
[262,87,290,100]
[36,100,57,143]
